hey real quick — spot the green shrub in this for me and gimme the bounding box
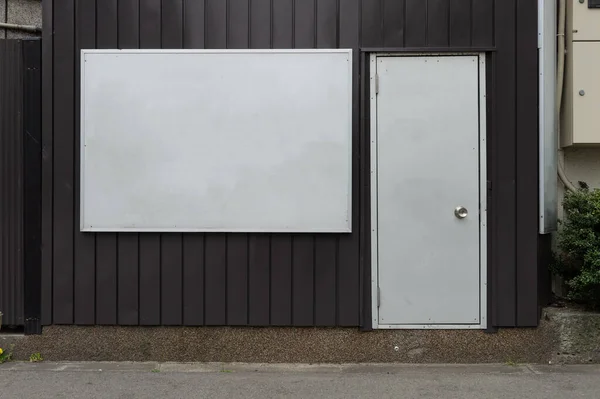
[551,182,600,309]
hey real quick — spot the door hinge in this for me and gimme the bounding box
[377,287,381,307]
[487,180,492,191]
[375,74,380,95]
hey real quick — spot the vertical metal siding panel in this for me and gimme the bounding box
[249,0,271,49]
[204,236,227,325]
[23,40,43,333]
[1,42,5,324]
[1,41,6,324]
[95,235,117,324]
[117,234,139,324]
[361,0,382,47]
[95,0,118,325]
[486,51,497,330]
[160,234,183,325]
[272,0,292,49]
[160,0,184,326]
[53,0,75,324]
[139,0,162,49]
[15,41,24,327]
[315,237,336,325]
[382,0,405,47]
[515,0,539,327]
[226,0,250,326]
[292,236,314,325]
[449,0,471,47]
[139,235,161,325]
[0,41,24,326]
[247,0,272,326]
[359,52,372,329]
[182,234,204,325]
[203,0,228,326]
[269,0,294,326]
[314,0,339,327]
[41,0,54,325]
[228,0,249,49]
[116,0,140,326]
[316,0,337,48]
[292,0,316,328]
[205,0,227,49]
[248,235,270,325]
[0,42,6,324]
[227,235,249,325]
[138,0,162,326]
[162,0,184,48]
[294,0,316,48]
[493,0,517,327]
[339,0,360,327]
[118,0,140,49]
[270,235,292,325]
[74,0,96,326]
[427,0,449,46]
[183,0,205,48]
[472,0,494,47]
[405,0,427,47]
[182,1,206,327]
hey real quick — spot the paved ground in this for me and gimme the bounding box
[1,362,600,398]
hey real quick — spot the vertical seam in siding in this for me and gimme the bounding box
[224,235,228,324]
[402,0,406,46]
[268,233,272,324]
[335,236,339,325]
[379,0,384,45]
[335,0,340,48]
[513,0,518,322]
[202,233,206,324]
[425,0,429,45]
[469,0,473,47]
[292,0,295,48]
[248,0,252,48]
[446,0,451,46]
[246,234,249,324]
[269,0,273,48]
[226,0,230,48]
[181,235,184,323]
[72,0,78,323]
[492,0,496,46]
[312,235,316,325]
[115,232,119,320]
[313,0,317,48]
[159,234,162,324]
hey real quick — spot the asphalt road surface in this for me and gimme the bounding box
[0,362,599,398]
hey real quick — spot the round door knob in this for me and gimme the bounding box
[454,206,468,219]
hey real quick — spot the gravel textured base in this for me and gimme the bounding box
[1,319,560,364]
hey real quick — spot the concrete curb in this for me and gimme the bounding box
[3,361,599,375]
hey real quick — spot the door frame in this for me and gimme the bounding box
[369,52,488,330]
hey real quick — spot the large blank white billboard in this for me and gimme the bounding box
[80,49,352,232]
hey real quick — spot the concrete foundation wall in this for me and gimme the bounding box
[0,0,41,39]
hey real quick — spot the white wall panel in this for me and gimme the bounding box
[81,49,352,232]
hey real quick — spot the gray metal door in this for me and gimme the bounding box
[372,54,485,327]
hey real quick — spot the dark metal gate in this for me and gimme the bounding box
[0,39,42,333]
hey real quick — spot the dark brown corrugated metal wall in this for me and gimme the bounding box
[41,0,545,328]
[0,40,24,327]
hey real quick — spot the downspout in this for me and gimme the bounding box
[556,0,577,192]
